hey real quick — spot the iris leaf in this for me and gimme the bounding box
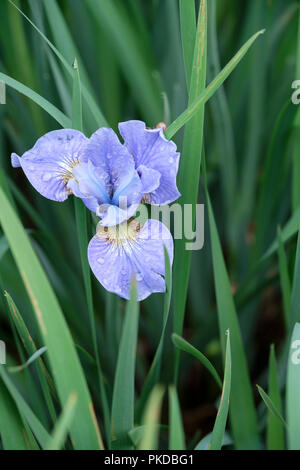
[287,322,300,449]
[257,385,286,429]
[7,346,47,374]
[45,392,78,451]
[0,185,103,450]
[0,366,51,449]
[5,291,57,422]
[172,333,222,389]
[111,282,139,447]
[0,72,71,128]
[139,386,164,451]
[169,385,185,450]
[8,0,107,129]
[266,345,285,450]
[209,330,231,450]
[165,29,265,139]
[0,379,31,450]
[136,247,172,420]
[205,166,259,449]
[173,0,207,383]
[72,59,110,447]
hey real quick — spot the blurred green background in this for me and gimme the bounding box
[0,0,299,450]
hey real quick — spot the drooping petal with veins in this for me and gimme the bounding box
[88,219,173,301]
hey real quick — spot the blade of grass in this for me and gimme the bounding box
[292,7,300,212]
[111,282,139,448]
[205,169,259,449]
[5,297,50,428]
[165,29,265,140]
[130,425,167,448]
[72,58,82,131]
[239,2,267,224]
[195,432,232,450]
[0,72,71,127]
[45,392,78,450]
[209,330,231,450]
[207,0,237,238]
[253,101,295,262]
[42,0,89,87]
[104,291,121,374]
[5,291,57,422]
[0,168,16,210]
[169,386,185,450]
[0,185,103,450]
[179,0,196,89]
[7,346,47,373]
[8,0,107,129]
[7,0,45,135]
[172,333,222,389]
[9,178,49,234]
[290,229,300,328]
[72,59,110,447]
[287,322,300,449]
[266,345,285,450]
[0,235,9,261]
[257,385,286,428]
[139,386,164,451]
[86,0,162,125]
[136,247,172,420]
[41,0,102,134]
[262,206,300,260]
[0,366,51,449]
[0,379,30,450]
[173,0,207,384]
[47,49,72,116]
[277,227,291,331]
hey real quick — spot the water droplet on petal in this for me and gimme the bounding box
[136,272,143,281]
[97,257,105,265]
[169,157,174,164]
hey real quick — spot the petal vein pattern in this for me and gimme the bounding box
[88,219,173,301]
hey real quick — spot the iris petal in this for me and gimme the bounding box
[111,170,142,206]
[137,165,161,195]
[99,203,141,227]
[69,127,143,225]
[11,129,87,202]
[71,161,111,204]
[119,120,181,205]
[83,127,142,198]
[88,219,173,301]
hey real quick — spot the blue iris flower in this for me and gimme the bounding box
[11,121,180,300]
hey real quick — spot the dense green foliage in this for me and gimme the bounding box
[0,0,300,450]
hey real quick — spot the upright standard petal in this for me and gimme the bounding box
[69,128,143,225]
[11,129,87,202]
[88,219,173,301]
[119,120,181,205]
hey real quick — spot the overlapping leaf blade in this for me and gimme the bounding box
[0,186,103,450]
